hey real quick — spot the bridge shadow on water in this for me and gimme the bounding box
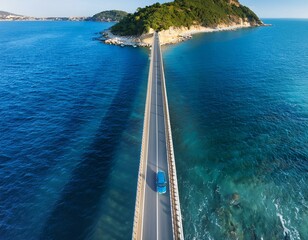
[40,58,146,240]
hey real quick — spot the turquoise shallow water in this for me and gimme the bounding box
[163,19,308,239]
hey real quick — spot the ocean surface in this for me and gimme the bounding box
[0,21,148,240]
[0,19,307,240]
[163,19,308,240]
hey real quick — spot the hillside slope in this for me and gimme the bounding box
[0,11,21,17]
[111,0,262,36]
[89,10,128,22]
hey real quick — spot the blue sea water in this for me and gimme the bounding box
[163,19,308,239]
[0,19,307,240]
[0,21,148,239]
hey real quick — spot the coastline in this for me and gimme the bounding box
[101,22,267,47]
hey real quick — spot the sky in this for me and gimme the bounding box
[1,0,308,18]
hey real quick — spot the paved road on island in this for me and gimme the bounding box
[141,32,173,240]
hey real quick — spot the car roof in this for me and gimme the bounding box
[157,171,166,182]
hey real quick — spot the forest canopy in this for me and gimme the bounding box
[111,0,262,36]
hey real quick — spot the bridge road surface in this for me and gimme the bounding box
[142,32,173,240]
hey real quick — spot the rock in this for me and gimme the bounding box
[230,230,237,239]
[230,193,240,206]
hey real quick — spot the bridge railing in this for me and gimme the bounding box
[132,34,154,240]
[158,34,184,240]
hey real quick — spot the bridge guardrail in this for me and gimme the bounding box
[158,34,184,240]
[132,34,155,240]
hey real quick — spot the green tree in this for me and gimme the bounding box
[111,0,262,36]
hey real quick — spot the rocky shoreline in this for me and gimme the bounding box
[102,30,152,47]
[101,21,267,47]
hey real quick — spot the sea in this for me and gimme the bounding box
[0,20,307,240]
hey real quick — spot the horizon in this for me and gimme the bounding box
[1,0,308,19]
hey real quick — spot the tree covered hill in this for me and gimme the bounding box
[89,10,128,22]
[111,0,262,36]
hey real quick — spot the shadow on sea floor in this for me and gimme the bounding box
[39,63,144,240]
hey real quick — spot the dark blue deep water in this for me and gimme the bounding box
[0,21,148,239]
[0,19,307,240]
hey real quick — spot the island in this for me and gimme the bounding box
[103,0,264,47]
[87,10,128,22]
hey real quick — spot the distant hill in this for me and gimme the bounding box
[111,0,262,36]
[89,10,128,22]
[0,11,21,17]
[0,9,128,22]
[0,10,88,21]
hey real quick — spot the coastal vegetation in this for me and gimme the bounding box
[111,0,262,36]
[89,10,128,22]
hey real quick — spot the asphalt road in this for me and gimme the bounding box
[141,32,173,240]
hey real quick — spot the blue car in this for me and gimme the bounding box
[156,171,167,194]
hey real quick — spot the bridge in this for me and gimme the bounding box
[132,32,184,240]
